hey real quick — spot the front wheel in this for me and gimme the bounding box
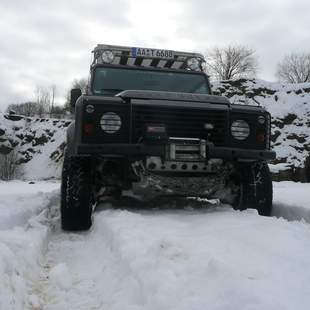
[61,154,94,231]
[233,161,273,216]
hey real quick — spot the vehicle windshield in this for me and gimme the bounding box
[92,67,210,96]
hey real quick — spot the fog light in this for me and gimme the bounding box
[101,50,114,63]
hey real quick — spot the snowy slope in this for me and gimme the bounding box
[0,113,70,179]
[213,79,310,180]
[2,78,310,181]
[1,181,310,310]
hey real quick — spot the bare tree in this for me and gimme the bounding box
[205,45,258,80]
[65,78,88,109]
[6,101,38,116]
[34,86,52,117]
[50,84,56,113]
[72,78,88,93]
[0,149,20,181]
[276,53,310,83]
[6,85,66,118]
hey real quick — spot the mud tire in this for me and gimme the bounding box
[61,153,93,231]
[234,161,273,216]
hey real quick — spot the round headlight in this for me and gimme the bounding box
[100,112,121,134]
[101,50,114,63]
[231,120,250,140]
[187,57,200,71]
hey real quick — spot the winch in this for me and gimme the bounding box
[145,138,217,173]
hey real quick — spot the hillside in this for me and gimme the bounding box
[1,79,310,181]
[0,113,70,180]
[212,79,310,181]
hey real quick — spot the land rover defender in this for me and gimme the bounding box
[61,44,275,231]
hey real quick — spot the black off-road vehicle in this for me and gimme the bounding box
[61,44,276,231]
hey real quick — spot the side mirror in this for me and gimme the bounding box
[70,88,82,108]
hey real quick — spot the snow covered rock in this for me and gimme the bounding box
[213,79,310,181]
[2,78,310,182]
[0,113,70,180]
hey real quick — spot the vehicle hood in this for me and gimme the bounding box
[116,90,230,105]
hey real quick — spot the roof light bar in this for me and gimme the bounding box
[92,44,206,72]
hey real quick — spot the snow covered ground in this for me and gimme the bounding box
[273,181,310,223]
[1,181,310,310]
[0,181,59,310]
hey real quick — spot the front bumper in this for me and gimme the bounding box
[76,142,276,161]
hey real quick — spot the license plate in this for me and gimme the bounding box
[131,47,174,59]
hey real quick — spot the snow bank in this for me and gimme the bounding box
[0,181,59,310]
[272,181,310,223]
[0,181,59,230]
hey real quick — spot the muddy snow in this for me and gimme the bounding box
[0,181,310,310]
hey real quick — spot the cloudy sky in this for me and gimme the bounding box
[0,0,309,111]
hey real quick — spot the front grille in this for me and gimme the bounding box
[132,105,228,145]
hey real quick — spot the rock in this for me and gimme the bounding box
[24,133,35,143]
[4,114,24,121]
[0,144,13,155]
[286,134,307,143]
[32,134,49,146]
[282,114,297,125]
[271,130,281,143]
[50,142,66,162]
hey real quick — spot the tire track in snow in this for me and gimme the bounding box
[0,189,60,310]
[272,181,310,224]
[33,200,224,309]
[30,193,310,310]
[36,206,310,310]
[272,202,310,224]
[33,210,151,310]
[0,189,60,231]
